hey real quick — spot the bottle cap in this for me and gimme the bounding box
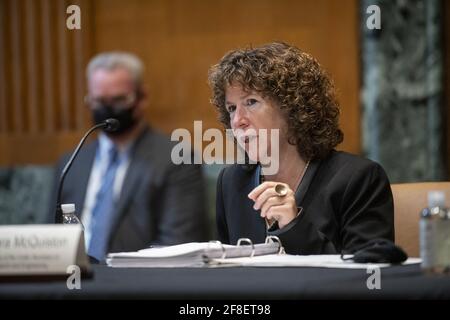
[428,191,446,208]
[61,203,76,214]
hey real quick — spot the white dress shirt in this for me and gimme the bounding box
[81,133,133,248]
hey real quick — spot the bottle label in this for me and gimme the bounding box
[420,219,436,269]
[436,220,450,267]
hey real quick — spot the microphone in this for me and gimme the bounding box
[104,118,120,132]
[54,118,120,223]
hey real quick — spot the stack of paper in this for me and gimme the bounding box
[210,254,422,269]
[106,241,281,268]
[107,238,421,269]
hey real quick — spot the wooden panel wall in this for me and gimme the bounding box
[0,0,93,164]
[0,0,360,165]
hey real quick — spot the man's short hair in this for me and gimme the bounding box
[86,52,144,87]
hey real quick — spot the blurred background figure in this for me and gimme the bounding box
[50,52,208,261]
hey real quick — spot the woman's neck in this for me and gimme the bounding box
[261,144,307,191]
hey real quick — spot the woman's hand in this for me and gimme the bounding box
[248,181,299,229]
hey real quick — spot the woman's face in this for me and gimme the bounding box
[225,84,287,163]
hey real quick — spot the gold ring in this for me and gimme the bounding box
[274,184,288,197]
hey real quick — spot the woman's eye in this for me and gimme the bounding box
[227,105,236,113]
[246,98,257,106]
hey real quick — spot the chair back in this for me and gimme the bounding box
[391,182,450,257]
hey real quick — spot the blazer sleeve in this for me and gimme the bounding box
[216,167,230,244]
[338,161,395,252]
[268,160,394,254]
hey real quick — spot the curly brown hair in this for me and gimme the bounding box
[208,42,343,160]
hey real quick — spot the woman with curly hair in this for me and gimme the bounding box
[208,42,394,254]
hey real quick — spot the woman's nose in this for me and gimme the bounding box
[231,105,248,129]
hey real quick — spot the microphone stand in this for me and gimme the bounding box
[55,122,111,223]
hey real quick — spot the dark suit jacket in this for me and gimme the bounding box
[216,150,394,254]
[50,126,208,253]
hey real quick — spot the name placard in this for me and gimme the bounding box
[0,224,91,276]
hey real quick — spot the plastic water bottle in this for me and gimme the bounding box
[61,203,84,230]
[420,191,450,274]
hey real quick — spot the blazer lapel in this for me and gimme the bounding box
[238,160,322,243]
[112,129,150,227]
[114,155,146,219]
[294,159,321,207]
[237,166,267,243]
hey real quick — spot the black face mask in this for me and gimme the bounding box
[92,104,137,136]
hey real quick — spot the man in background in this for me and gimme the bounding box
[50,52,208,261]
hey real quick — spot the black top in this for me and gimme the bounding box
[216,150,394,254]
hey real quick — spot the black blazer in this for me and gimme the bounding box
[216,150,394,254]
[49,126,209,253]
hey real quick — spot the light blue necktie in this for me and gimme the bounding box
[88,146,120,261]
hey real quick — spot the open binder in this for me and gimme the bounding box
[106,236,284,268]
